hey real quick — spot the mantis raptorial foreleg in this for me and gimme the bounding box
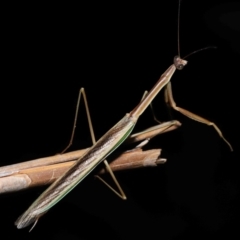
[125,90,181,148]
[164,82,233,151]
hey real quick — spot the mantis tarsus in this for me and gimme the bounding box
[15,1,232,230]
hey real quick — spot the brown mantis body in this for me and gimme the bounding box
[15,0,232,230]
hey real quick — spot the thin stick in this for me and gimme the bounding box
[0,148,165,194]
[0,120,179,178]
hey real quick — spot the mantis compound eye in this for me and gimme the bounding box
[177,64,184,70]
[173,56,187,70]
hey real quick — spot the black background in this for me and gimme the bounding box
[1,0,240,239]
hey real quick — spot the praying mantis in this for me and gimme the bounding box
[15,0,232,230]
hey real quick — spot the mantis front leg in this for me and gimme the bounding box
[164,82,233,151]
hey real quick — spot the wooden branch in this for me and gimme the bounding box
[0,149,89,178]
[0,148,165,194]
[0,120,181,194]
[0,120,181,178]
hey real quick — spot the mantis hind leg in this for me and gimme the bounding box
[60,88,95,154]
[61,88,127,199]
